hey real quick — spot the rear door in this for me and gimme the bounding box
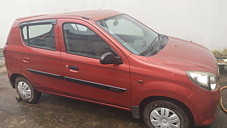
[18,19,68,95]
[58,19,131,108]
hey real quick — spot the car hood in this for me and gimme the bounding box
[147,36,218,73]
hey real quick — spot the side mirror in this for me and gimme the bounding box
[100,52,123,64]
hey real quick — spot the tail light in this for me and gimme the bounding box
[3,43,8,57]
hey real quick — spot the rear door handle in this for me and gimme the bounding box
[69,66,79,71]
[23,57,30,63]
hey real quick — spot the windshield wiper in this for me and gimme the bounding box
[148,36,158,48]
[139,42,154,56]
[139,35,160,56]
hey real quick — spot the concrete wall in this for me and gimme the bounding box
[1,0,227,50]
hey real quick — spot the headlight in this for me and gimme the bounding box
[187,71,218,91]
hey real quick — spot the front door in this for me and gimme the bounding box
[58,19,130,108]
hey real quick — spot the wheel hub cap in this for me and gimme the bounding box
[150,107,180,128]
[162,119,167,124]
[18,81,31,100]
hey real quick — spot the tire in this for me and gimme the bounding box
[143,100,190,128]
[15,76,41,104]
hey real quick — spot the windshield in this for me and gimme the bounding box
[97,14,163,56]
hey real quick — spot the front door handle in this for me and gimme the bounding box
[69,66,79,71]
[23,57,30,63]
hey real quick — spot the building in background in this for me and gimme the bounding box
[1,0,227,51]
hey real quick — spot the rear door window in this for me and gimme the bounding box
[21,24,56,50]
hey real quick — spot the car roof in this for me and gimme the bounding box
[16,10,123,22]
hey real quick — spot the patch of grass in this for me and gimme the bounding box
[212,49,227,58]
[0,48,3,57]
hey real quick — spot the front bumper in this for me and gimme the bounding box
[187,85,221,126]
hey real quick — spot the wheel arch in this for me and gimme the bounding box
[9,73,25,88]
[9,73,33,89]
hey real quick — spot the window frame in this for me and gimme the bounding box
[19,19,57,51]
[62,22,115,59]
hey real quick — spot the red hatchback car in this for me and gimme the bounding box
[4,10,220,128]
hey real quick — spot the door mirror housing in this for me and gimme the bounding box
[100,52,123,64]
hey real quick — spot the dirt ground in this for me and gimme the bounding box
[0,59,226,128]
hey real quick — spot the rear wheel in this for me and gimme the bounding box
[143,100,190,128]
[15,76,41,103]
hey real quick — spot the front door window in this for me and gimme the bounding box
[63,23,111,58]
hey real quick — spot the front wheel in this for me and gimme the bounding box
[143,100,190,128]
[15,76,41,104]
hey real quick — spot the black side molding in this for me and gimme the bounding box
[27,69,64,80]
[27,68,127,93]
[65,76,127,93]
